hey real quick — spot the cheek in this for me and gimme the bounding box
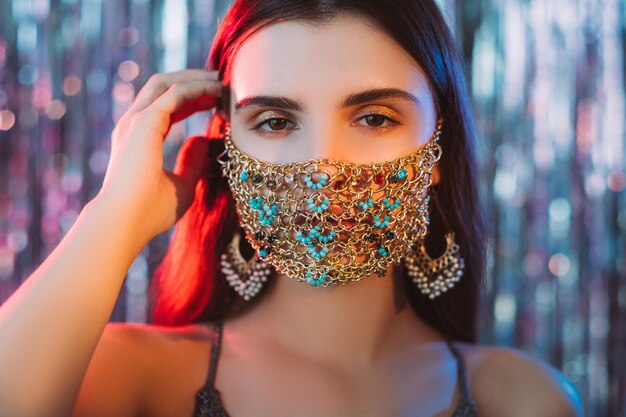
[227,127,280,161]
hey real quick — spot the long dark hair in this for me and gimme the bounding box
[147,0,486,343]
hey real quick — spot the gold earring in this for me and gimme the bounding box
[220,231,272,301]
[404,191,465,299]
[405,232,465,299]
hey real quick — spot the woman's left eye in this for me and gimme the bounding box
[353,112,401,131]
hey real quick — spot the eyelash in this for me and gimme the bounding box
[250,112,401,135]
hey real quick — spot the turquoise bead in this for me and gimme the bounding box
[358,198,374,211]
[306,271,328,286]
[319,230,336,243]
[307,198,330,213]
[249,197,279,226]
[297,225,335,246]
[249,197,263,210]
[373,215,391,228]
[304,173,328,190]
[239,171,249,180]
[308,245,330,258]
[383,197,401,210]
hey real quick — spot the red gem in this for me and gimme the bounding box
[374,174,384,184]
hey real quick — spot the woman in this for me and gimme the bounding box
[0,1,583,416]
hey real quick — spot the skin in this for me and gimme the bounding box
[205,13,458,416]
[195,13,578,417]
[226,17,440,165]
[225,11,442,381]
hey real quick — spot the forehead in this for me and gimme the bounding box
[229,14,432,101]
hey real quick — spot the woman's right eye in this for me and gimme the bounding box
[250,117,298,135]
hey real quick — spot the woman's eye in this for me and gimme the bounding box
[250,112,400,135]
[354,113,400,131]
[251,117,297,134]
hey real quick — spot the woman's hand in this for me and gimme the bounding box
[96,69,221,241]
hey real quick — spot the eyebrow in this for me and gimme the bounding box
[234,88,420,113]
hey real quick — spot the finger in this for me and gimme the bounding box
[111,71,218,147]
[131,69,219,114]
[134,80,222,139]
[172,135,211,186]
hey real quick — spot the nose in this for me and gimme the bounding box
[305,126,348,162]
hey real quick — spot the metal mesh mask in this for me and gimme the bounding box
[216,119,443,287]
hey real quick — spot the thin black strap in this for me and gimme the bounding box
[205,320,224,387]
[445,338,472,401]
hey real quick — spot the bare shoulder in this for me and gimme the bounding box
[73,321,215,417]
[455,342,584,417]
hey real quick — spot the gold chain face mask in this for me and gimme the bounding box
[217,119,443,287]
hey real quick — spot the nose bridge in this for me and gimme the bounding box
[308,124,334,161]
[307,118,349,163]
[304,124,344,183]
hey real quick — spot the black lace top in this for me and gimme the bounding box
[192,321,478,417]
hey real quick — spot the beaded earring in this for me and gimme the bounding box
[404,190,465,299]
[220,230,273,301]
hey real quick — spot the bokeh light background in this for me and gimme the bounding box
[0,0,625,415]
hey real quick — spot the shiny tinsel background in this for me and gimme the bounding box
[0,0,624,415]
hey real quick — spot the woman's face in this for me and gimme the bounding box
[227,13,439,170]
